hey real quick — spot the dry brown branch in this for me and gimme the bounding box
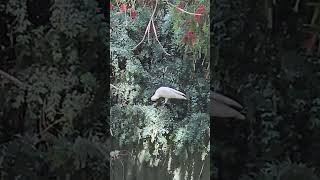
[131,0,205,55]
[132,0,171,55]
[131,20,152,50]
[151,18,171,55]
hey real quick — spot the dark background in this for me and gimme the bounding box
[212,0,320,179]
[0,0,110,179]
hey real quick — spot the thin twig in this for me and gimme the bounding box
[307,2,320,6]
[132,0,171,55]
[125,8,128,26]
[131,20,151,50]
[151,18,171,55]
[40,119,66,136]
[110,84,125,96]
[197,161,205,180]
[110,84,120,90]
[132,0,158,51]
[120,159,125,180]
[164,0,203,16]
[205,61,210,79]
[293,0,300,12]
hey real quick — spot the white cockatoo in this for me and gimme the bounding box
[151,87,187,103]
[210,91,245,120]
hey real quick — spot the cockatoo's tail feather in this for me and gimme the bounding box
[211,92,243,109]
[167,87,186,97]
[211,99,245,120]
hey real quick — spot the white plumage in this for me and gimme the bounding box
[210,91,245,120]
[151,87,187,103]
[151,87,245,119]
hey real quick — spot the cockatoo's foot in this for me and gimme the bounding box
[164,103,174,112]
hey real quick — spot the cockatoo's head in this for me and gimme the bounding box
[151,95,159,101]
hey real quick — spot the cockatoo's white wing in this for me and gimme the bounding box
[210,99,245,120]
[210,91,245,120]
[211,91,243,109]
[159,87,186,99]
[151,87,187,101]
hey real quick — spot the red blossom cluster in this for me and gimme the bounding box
[109,3,138,19]
[194,5,205,23]
[182,31,196,46]
[120,4,127,12]
[130,9,137,19]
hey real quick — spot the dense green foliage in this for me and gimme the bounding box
[213,0,320,179]
[110,0,210,179]
[0,0,109,179]
[3,0,320,179]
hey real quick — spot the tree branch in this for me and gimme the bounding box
[151,18,171,55]
[39,118,66,136]
[131,0,171,55]
[164,0,203,16]
[0,69,29,89]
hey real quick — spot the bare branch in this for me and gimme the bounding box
[151,18,171,55]
[131,20,151,50]
[0,69,29,89]
[40,119,66,136]
[164,0,203,16]
[131,0,171,55]
[293,0,300,12]
[198,161,205,180]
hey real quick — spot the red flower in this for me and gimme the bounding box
[120,4,127,12]
[188,31,196,45]
[197,5,206,14]
[182,34,187,44]
[194,4,205,23]
[303,33,317,52]
[109,2,113,10]
[182,31,196,46]
[130,9,138,19]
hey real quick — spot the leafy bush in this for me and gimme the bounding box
[110,0,210,179]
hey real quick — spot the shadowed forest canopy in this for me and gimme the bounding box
[0,0,109,179]
[213,0,320,179]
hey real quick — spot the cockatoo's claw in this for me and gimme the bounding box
[164,103,174,111]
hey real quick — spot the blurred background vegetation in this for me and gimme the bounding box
[0,0,109,179]
[213,0,320,179]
